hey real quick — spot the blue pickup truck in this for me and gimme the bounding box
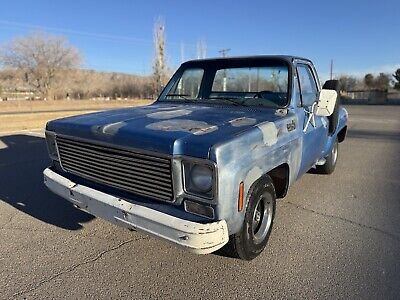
[44,56,348,260]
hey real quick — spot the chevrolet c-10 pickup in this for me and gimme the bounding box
[44,55,348,260]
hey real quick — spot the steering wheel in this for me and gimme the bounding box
[252,90,287,106]
[253,90,275,99]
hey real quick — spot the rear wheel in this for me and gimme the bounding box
[223,176,276,260]
[316,138,338,174]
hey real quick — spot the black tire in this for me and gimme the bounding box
[222,175,276,260]
[322,80,340,134]
[316,138,338,174]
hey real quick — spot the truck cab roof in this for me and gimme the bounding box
[182,55,313,67]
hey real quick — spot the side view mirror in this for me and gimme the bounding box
[315,89,338,116]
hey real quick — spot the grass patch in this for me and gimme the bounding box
[0,99,154,132]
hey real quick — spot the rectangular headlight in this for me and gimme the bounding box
[182,160,215,200]
[45,131,59,161]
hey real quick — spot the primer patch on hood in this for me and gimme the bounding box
[146,119,218,135]
[0,140,7,150]
[94,121,126,135]
[229,117,257,127]
[257,122,278,146]
[147,109,192,119]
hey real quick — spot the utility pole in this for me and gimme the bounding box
[219,48,231,57]
[330,59,333,80]
[219,48,231,91]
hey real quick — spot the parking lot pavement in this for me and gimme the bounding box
[0,105,399,299]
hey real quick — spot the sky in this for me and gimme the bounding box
[0,0,399,80]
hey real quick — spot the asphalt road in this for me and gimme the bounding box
[0,105,399,299]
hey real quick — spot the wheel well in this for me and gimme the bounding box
[267,163,289,199]
[338,126,347,143]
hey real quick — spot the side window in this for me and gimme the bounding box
[170,69,204,98]
[297,65,318,107]
[294,70,302,107]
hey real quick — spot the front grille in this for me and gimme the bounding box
[56,136,174,201]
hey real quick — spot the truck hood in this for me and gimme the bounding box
[47,102,284,159]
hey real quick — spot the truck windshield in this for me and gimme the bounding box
[160,64,289,108]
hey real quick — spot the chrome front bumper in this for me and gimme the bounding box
[43,168,228,254]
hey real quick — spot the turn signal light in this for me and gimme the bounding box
[238,182,244,211]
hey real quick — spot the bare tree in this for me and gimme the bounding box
[364,73,374,90]
[338,75,357,92]
[393,68,400,90]
[152,18,167,97]
[375,73,391,91]
[0,32,81,99]
[363,73,391,91]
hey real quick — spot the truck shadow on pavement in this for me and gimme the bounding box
[346,129,400,141]
[0,134,94,230]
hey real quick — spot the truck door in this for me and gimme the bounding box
[296,63,328,175]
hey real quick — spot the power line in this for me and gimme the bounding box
[0,19,225,74]
[219,48,231,57]
[0,20,222,49]
[0,20,151,45]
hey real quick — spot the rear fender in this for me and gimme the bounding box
[321,107,348,157]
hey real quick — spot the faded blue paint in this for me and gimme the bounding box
[298,107,328,175]
[46,103,283,159]
[46,56,348,236]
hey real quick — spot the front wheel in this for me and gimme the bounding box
[316,138,338,174]
[222,175,276,260]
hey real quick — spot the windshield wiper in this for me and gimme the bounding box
[166,93,191,100]
[208,97,247,107]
